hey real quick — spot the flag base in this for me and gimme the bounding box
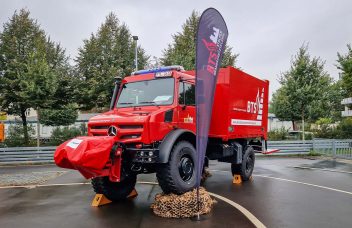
[190,213,207,221]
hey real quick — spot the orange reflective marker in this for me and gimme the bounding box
[0,123,4,143]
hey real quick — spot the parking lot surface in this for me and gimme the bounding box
[1,157,351,228]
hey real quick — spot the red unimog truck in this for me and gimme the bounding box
[55,65,269,201]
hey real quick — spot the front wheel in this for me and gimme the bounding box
[91,175,136,201]
[231,146,255,181]
[156,141,197,194]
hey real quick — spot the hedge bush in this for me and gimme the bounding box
[48,126,84,146]
[3,124,36,147]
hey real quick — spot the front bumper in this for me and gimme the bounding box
[127,147,160,163]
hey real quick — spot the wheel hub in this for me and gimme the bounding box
[245,155,254,173]
[178,156,194,182]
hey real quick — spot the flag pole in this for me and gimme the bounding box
[191,7,228,221]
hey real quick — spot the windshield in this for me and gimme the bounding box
[116,78,175,108]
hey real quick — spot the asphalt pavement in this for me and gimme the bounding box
[0,157,351,228]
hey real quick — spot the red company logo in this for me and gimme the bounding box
[202,27,223,75]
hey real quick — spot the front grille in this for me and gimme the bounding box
[120,134,141,139]
[90,125,109,130]
[90,124,143,139]
[119,125,143,129]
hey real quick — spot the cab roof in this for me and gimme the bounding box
[123,65,194,83]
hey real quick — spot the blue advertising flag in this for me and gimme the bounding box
[195,8,228,187]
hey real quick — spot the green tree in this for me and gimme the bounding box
[160,11,238,70]
[0,9,71,144]
[76,13,149,110]
[309,80,343,122]
[337,44,352,97]
[40,66,80,127]
[40,104,78,126]
[271,86,300,130]
[336,117,352,138]
[272,44,331,135]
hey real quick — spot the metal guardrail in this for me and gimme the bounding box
[312,139,352,159]
[0,139,351,165]
[267,140,313,155]
[0,146,56,165]
[268,139,352,159]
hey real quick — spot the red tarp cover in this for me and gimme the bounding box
[54,136,115,179]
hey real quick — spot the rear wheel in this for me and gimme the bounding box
[231,146,255,181]
[156,141,197,194]
[91,175,136,201]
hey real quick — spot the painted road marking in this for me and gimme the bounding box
[0,182,91,189]
[208,192,266,228]
[254,174,352,196]
[138,181,266,228]
[210,169,352,196]
[0,180,266,228]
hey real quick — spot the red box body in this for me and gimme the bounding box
[209,67,269,140]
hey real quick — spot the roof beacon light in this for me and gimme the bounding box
[132,65,184,76]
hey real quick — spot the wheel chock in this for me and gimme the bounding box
[91,194,112,207]
[233,175,242,184]
[127,188,138,199]
[91,189,138,207]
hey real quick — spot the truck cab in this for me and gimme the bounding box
[88,66,196,147]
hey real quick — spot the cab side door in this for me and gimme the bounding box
[177,82,196,132]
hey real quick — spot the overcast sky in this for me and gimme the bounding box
[1,0,351,98]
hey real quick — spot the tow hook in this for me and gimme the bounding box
[131,164,142,172]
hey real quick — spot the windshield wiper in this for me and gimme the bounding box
[139,101,157,104]
[118,102,133,105]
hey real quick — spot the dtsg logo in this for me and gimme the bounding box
[202,26,225,75]
[247,88,264,121]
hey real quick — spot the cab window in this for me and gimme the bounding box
[178,82,195,105]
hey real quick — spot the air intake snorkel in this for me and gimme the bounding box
[110,75,122,110]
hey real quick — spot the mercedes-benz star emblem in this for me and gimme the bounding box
[108,126,117,136]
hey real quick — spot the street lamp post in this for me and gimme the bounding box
[133,36,138,71]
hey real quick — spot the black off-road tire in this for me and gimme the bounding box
[91,175,136,201]
[156,141,197,195]
[231,146,255,181]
